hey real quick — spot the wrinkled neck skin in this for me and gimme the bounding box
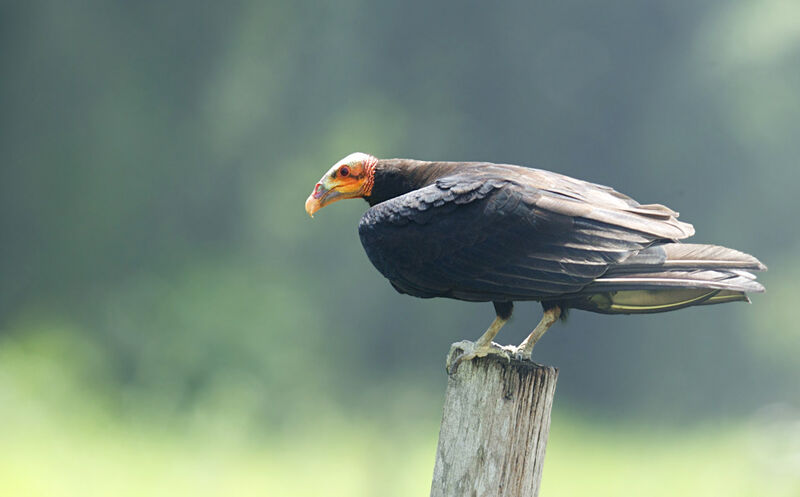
[364,159,470,206]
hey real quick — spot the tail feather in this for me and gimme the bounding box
[589,269,765,293]
[560,243,766,314]
[697,289,752,306]
[660,244,766,270]
[614,243,767,272]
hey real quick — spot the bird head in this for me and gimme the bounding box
[305,152,377,217]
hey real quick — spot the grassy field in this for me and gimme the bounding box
[2,365,798,497]
[2,413,799,497]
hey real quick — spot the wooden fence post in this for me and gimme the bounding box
[430,342,559,497]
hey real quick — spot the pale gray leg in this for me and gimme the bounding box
[446,315,511,374]
[517,306,561,359]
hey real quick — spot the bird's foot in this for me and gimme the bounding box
[509,343,548,365]
[512,345,534,362]
[508,346,548,369]
[446,340,514,375]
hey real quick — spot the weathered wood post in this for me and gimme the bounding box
[430,342,558,497]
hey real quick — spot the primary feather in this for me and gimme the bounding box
[358,159,765,313]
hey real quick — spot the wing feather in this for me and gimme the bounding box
[358,173,668,301]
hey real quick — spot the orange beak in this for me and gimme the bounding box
[304,181,329,218]
[305,195,321,217]
[304,177,354,217]
[305,155,374,217]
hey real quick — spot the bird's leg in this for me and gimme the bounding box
[446,302,514,374]
[446,316,509,374]
[516,305,561,360]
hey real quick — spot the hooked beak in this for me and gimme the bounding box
[305,180,344,217]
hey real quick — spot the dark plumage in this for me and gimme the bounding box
[359,159,764,312]
[306,154,766,369]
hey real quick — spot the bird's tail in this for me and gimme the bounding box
[562,243,766,314]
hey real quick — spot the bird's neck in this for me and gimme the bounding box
[365,159,464,206]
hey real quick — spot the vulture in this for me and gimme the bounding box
[305,153,766,372]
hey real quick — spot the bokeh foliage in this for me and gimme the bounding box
[1,0,799,494]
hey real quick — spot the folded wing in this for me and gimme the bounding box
[358,171,695,302]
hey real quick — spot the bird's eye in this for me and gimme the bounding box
[339,166,350,177]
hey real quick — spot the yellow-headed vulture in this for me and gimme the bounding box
[305,153,766,371]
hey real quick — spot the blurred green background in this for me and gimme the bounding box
[2,1,799,495]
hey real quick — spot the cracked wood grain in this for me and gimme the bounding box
[431,342,558,497]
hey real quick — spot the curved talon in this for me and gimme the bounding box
[446,352,467,375]
[446,341,513,375]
